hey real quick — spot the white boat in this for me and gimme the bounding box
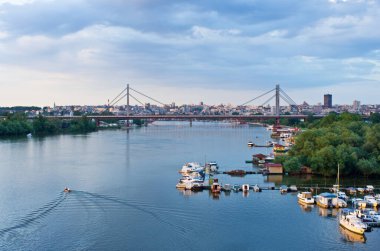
[365,185,374,193]
[180,162,204,174]
[242,184,250,192]
[340,210,367,235]
[289,185,297,192]
[375,194,380,204]
[297,192,314,205]
[364,195,378,207]
[352,198,366,208]
[223,184,232,192]
[317,193,338,208]
[206,161,219,172]
[280,185,288,193]
[253,184,261,192]
[247,141,254,147]
[338,191,348,201]
[211,182,221,193]
[357,187,365,194]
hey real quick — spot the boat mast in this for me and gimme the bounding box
[337,163,340,193]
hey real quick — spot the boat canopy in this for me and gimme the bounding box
[319,192,337,198]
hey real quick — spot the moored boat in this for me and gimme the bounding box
[211,182,221,193]
[340,209,367,235]
[352,198,367,208]
[253,184,261,192]
[232,184,240,192]
[223,184,232,192]
[180,162,204,174]
[280,185,288,194]
[242,184,250,192]
[297,192,314,205]
[364,195,378,207]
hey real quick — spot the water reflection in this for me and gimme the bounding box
[298,203,314,213]
[339,226,366,243]
[318,207,339,217]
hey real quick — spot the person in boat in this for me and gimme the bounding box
[64,187,71,193]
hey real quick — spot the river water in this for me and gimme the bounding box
[0,122,379,250]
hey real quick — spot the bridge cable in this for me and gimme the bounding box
[240,88,275,106]
[261,94,276,107]
[111,92,128,107]
[280,89,297,106]
[109,86,128,106]
[279,94,294,106]
[129,93,145,106]
[129,87,166,106]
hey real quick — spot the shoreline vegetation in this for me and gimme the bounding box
[276,112,380,178]
[0,114,97,137]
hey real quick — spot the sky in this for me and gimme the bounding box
[0,0,379,106]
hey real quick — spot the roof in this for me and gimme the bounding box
[265,163,282,167]
[253,154,267,158]
[319,192,337,198]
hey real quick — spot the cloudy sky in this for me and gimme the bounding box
[0,0,379,106]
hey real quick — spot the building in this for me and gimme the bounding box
[353,100,361,112]
[324,94,332,108]
[264,163,283,174]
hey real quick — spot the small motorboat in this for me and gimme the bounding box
[242,184,250,192]
[289,185,298,192]
[280,185,288,194]
[63,187,71,193]
[223,184,232,192]
[232,184,240,192]
[247,142,254,147]
[253,184,261,192]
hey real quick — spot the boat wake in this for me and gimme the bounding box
[0,192,67,237]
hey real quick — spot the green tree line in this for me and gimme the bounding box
[277,112,380,177]
[0,114,96,137]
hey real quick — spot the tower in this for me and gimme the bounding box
[324,94,332,108]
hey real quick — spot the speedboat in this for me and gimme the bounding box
[357,187,365,194]
[280,185,288,194]
[338,191,348,201]
[297,192,314,205]
[352,198,366,208]
[340,209,367,235]
[232,184,240,192]
[63,187,71,193]
[242,184,250,192]
[364,195,378,207]
[206,162,219,172]
[180,162,204,174]
[253,184,261,192]
[289,185,298,192]
[223,184,232,192]
[247,141,254,147]
[365,185,374,193]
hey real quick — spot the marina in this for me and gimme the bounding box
[1,122,380,250]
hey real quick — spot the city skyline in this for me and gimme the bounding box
[1,0,379,106]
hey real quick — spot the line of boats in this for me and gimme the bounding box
[296,189,380,235]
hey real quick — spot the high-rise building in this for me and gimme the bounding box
[324,94,332,108]
[353,100,361,112]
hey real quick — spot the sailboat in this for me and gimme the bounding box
[335,164,347,208]
[317,164,347,208]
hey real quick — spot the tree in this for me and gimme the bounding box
[283,157,301,173]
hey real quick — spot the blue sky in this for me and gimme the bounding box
[0,0,379,106]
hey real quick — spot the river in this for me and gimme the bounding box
[0,121,379,250]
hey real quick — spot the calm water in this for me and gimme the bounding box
[0,122,379,250]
